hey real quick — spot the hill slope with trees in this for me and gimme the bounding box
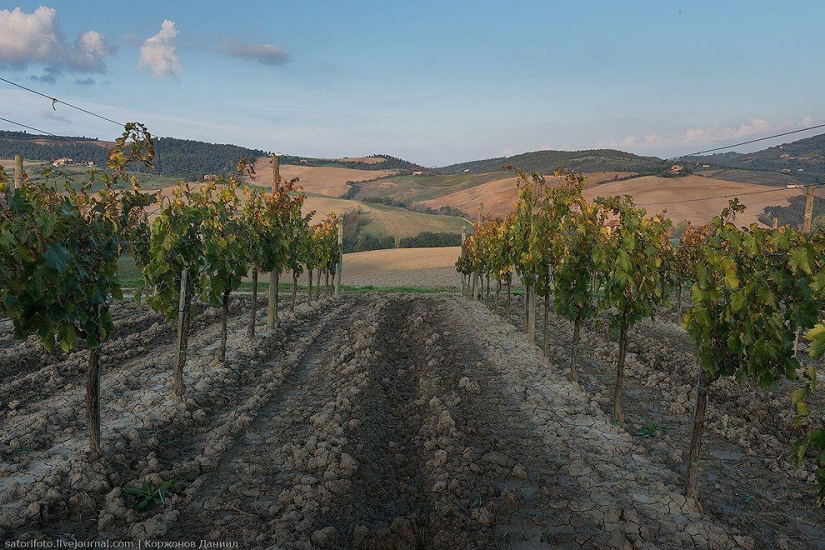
[439,148,665,175]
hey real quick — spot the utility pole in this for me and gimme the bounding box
[461,225,466,244]
[772,217,778,230]
[803,185,815,234]
[267,153,282,328]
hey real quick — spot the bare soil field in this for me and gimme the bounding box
[415,172,634,219]
[416,172,800,226]
[338,247,462,288]
[582,175,801,227]
[300,196,470,238]
[251,158,395,197]
[2,289,823,548]
[696,169,800,188]
[146,188,469,240]
[321,157,386,165]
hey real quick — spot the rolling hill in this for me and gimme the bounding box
[6,127,825,232]
[0,130,426,181]
[438,148,664,175]
[250,157,397,197]
[580,175,802,227]
[415,171,635,219]
[683,132,825,184]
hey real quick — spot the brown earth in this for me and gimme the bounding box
[339,247,462,288]
[321,157,386,165]
[582,175,801,227]
[251,158,395,197]
[299,196,469,237]
[417,172,635,219]
[419,172,801,226]
[2,291,799,548]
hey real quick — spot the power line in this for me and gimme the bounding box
[0,75,169,182]
[0,76,124,127]
[672,122,825,159]
[0,116,59,136]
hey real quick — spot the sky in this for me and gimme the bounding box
[0,1,823,167]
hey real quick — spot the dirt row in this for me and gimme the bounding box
[4,291,782,548]
[493,294,825,549]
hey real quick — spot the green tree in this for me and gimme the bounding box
[144,182,212,396]
[683,199,821,501]
[533,169,586,353]
[508,168,542,342]
[201,178,248,362]
[0,123,154,459]
[596,195,671,424]
[552,197,608,382]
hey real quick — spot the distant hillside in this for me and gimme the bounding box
[759,193,825,228]
[0,130,111,166]
[0,130,425,180]
[682,132,825,184]
[0,130,268,180]
[439,148,665,175]
[280,153,426,173]
[152,137,267,179]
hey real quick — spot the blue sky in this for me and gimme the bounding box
[0,1,823,166]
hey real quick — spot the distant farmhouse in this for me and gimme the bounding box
[52,158,94,168]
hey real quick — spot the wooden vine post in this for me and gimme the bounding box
[526,283,536,343]
[13,154,22,196]
[174,269,189,396]
[268,153,282,329]
[803,184,815,234]
[460,226,466,295]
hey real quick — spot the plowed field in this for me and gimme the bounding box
[1,294,823,548]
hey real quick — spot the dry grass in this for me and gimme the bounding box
[303,195,470,237]
[344,246,460,274]
[322,156,386,165]
[146,185,468,238]
[581,175,801,226]
[418,171,801,226]
[416,171,635,219]
[251,158,394,197]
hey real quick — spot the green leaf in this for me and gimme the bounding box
[792,387,809,405]
[730,291,747,314]
[724,267,739,290]
[790,247,812,275]
[42,243,71,274]
[806,324,825,358]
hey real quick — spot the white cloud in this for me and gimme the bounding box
[600,116,818,156]
[683,118,774,144]
[0,6,112,73]
[138,20,180,77]
[218,39,289,66]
